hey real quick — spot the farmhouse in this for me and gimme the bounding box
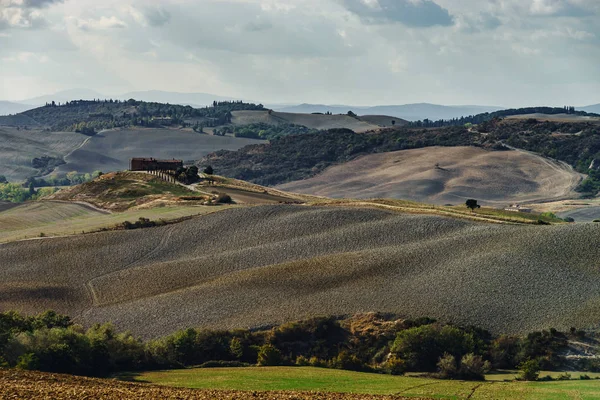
[151,116,173,125]
[130,158,183,172]
[504,204,533,213]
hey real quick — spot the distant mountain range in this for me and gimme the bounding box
[2,88,598,121]
[580,104,600,114]
[0,101,36,116]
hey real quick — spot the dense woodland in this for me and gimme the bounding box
[201,120,600,194]
[19,99,265,132]
[0,311,594,381]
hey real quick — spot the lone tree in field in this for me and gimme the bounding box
[203,165,214,175]
[466,199,480,212]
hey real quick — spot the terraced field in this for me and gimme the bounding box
[2,205,600,339]
[53,128,264,175]
[278,146,583,206]
[0,127,86,181]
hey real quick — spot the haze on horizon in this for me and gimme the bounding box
[1,0,599,107]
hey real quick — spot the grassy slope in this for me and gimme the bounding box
[48,171,200,211]
[134,367,600,399]
[2,205,600,338]
[0,201,226,244]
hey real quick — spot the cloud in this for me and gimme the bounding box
[0,0,62,29]
[75,16,127,31]
[341,0,454,27]
[144,7,170,27]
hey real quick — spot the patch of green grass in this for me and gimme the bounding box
[131,367,600,400]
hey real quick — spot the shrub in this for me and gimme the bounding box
[16,353,39,370]
[257,344,282,366]
[437,353,457,378]
[295,355,310,366]
[556,372,571,381]
[385,355,406,375]
[580,374,592,380]
[199,360,250,368]
[519,359,541,381]
[459,353,490,381]
[329,351,367,372]
[309,356,327,368]
[215,193,232,204]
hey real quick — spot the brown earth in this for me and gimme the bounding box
[277,146,583,206]
[0,369,427,400]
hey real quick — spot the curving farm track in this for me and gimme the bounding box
[2,205,600,338]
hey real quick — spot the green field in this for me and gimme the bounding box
[131,367,600,400]
[0,201,230,243]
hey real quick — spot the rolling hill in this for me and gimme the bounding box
[51,128,264,176]
[1,204,599,339]
[274,103,503,122]
[0,127,87,182]
[230,110,389,132]
[277,146,583,206]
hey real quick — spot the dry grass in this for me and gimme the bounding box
[278,146,583,206]
[0,369,428,400]
[2,205,600,339]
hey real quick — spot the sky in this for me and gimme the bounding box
[1,0,599,106]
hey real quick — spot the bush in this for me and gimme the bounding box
[459,353,490,381]
[580,374,592,380]
[16,353,39,370]
[556,372,571,381]
[519,359,541,381]
[199,360,250,368]
[295,355,310,366]
[309,356,327,368]
[257,344,282,366]
[329,351,367,372]
[437,353,457,378]
[385,355,406,375]
[215,193,232,204]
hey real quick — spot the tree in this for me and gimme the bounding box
[466,199,480,212]
[0,175,7,184]
[203,166,214,175]
[257,344,282,366]
[519,359,540,381]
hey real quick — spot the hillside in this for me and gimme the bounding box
[278,146,583,206]
[47,171,201,211]
[273,103,503,122]
[1,204,599,339]
[0,99,265,131]
[0,127,87,182]
[0,101,35,116]
[202,119,600,198]
[231,110,385,133]
[51,127,263,176]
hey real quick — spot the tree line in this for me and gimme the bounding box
[0,310,595,381]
